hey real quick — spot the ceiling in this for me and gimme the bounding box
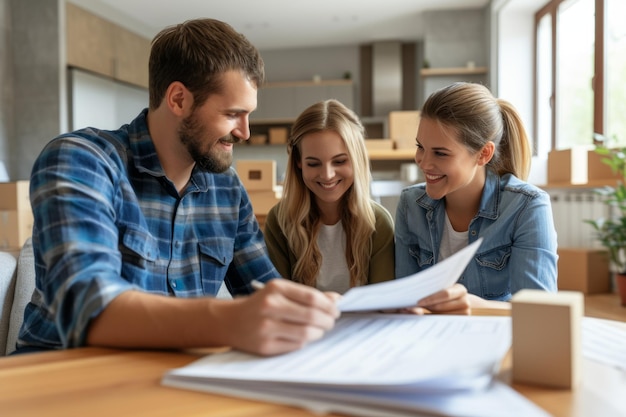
[69,0,490,50]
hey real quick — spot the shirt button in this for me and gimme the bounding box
[471,230,477,236]
[175,241,181,248]
[171,281,177,288]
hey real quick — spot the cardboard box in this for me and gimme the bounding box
[249,134,267,145]
[557,248,611,294]
[236,160,276,191]
[268,127,288,145]
[0,181,30,211]
[547,147,589,185]
[388,111,420,150]
[247,187,282,215]
[512,289,583,389]
[587,149,622,183]
[364,139,394,152]
[0,209,33,249]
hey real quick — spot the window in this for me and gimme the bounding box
[536,14,553,154]
[556,0,594,148]
[606,0,626,143]
[534,0,625,150]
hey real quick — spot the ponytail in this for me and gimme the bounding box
[421,82,532,180]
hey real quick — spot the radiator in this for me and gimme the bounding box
[548,190,608,248]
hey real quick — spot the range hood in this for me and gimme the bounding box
[371,41,403,117]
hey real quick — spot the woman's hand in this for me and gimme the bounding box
[403,283,471,315]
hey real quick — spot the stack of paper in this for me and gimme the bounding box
[162,314,548,417]
[162,240,550,417]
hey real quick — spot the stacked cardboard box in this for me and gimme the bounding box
[557,248,611,294]
[235,160,282,230]
[0,181,33,249]
[364,139,394,153]
[388,111,420,150]
[268,127,288,145]
[547,146,622,185]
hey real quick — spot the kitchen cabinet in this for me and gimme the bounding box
[66,3,150,88]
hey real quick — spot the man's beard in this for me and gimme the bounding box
[179,111,242,173]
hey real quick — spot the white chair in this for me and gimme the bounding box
[5,239,35,354]
[0,250,18,354]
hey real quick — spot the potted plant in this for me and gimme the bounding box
[585,140,626,305]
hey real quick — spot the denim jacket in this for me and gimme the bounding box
[395,170,558,301]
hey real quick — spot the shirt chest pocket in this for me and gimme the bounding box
[408,245,435,269]
[475,245,511,271]
[119,226,162,286]
[198,239,234,294]
[475,244,512,298]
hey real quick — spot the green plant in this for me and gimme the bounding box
[585,142,626,273]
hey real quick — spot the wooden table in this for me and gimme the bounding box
[1,294,624,417]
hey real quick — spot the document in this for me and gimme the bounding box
[162,314,550,417]
[338,238,482,312]
[582,316,626,371]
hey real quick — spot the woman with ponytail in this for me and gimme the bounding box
[395,82,557,310]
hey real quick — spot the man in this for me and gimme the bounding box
[15,19,338,356]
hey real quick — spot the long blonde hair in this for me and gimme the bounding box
[277,99,376,287]
[421,82,532,180]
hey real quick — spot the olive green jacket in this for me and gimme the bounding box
[263,201,395,286]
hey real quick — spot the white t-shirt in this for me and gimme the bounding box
[316,222,351,294]
[439,212,468,261]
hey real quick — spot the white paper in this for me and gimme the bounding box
[582,316,626,371]
[338,238,483,312]
[162,314,534,417]
[165,378,551,417]
[165,313,508,387]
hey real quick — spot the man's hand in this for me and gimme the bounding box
[217,279,340,356]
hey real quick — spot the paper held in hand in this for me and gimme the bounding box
[337,237,483,312]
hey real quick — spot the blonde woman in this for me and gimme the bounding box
[263,99,394,294]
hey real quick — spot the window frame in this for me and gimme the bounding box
[534,0,606,150]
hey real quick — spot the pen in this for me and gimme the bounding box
[251,280,265,290]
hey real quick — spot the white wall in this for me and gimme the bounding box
[491,0,548,185]
[70,69,148,131]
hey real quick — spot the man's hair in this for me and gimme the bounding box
[148,18,265,110]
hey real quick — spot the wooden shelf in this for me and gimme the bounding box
[368,149,415,161]
[540,180,617,189]
[420,67,488,77]
[250,118,295,125]
[262,79,353,88]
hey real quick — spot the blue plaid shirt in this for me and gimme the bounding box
[16,109,279,351]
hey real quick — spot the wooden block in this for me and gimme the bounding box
[0,181,30,211]
[547,147,588,185]
[268,127,288,144]
[235,160,276,191]
[557,248,610,294]
[388,111,420,150]
[512,289,584,389]
[0,209,33,249]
